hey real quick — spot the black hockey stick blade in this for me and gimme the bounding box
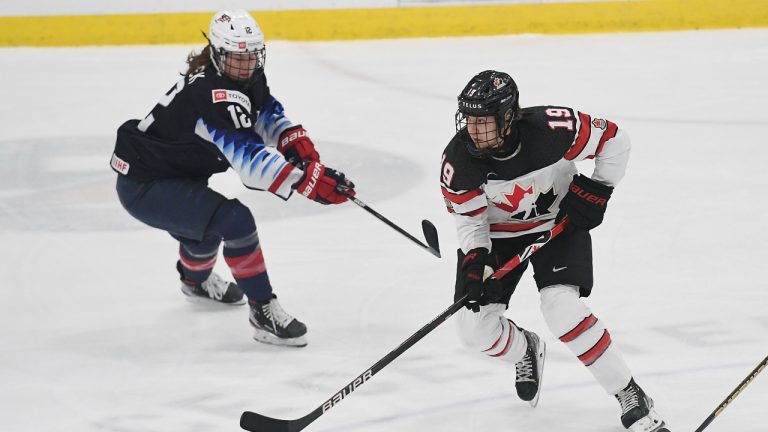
[421,219,441,257]
[240,411,312,432]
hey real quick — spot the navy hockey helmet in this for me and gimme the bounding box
[455,70,520,157]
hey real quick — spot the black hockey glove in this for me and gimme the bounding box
[556,174,613,231]
[457,248,503,312]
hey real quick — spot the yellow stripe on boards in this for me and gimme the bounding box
[2,0,767,47]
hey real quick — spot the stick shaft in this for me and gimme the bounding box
[694,355,768,432]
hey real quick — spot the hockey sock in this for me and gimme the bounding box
[223,230,272,301]
[456,303,528,363]
[207,199,273,302]
[178,237,220,284]
[539,284,631,394]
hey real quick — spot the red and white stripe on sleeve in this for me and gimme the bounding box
[564,113,631,187]
[441,186,487,217]
[442,185,491,252]
[564,112,619,162]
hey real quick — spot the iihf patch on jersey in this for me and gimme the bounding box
[592,118,608,130]
[211,89,252,111]
[110,153,130,175]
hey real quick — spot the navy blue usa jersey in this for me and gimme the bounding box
[111,69,303,199]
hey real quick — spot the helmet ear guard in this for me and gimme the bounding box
[456,70,520,157]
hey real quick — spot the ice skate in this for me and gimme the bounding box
[615,378,670,432]
[249,294,307,347]
[178,261,245,305]
[515,328,546,407]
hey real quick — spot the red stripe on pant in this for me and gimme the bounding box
[578,330,612,366]
[559,314,598,343]
[179,254,217,272]
[483,320,515,357]
[224,249,267,279]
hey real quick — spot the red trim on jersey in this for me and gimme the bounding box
[459,207,487,217]
[441,186,483,204]
[564,112,592,160]
[268,164,295,194]
[179,254,217,272]
[578,330,612,366]
[560,314,597,342]
[593,120,618,157]
[224,249,267,279]
[490,220,548,232]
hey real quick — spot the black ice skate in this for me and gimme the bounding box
[177,261,245,305]
[249,295,307,347]
[515,328,546,407]
[615,378,670,432]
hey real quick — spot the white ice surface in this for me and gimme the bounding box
[1,30,767,432]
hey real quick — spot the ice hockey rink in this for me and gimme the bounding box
[1,28,767,432]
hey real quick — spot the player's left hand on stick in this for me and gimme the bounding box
[278,125,320,166]
[294,161,355,205]
[556,174,613,232]
[458,248,495,312]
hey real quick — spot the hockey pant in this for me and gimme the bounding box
[540,284,632,394]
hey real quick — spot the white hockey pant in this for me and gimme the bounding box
[539,284,632,395]
[455,303,528,363]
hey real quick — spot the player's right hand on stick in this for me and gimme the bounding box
[294,160,355,205]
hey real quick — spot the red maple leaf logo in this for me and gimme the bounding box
[493,184,534,213]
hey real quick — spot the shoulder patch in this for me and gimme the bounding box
[211,89,252,112]
[591,118,608,130]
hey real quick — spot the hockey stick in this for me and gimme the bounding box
[240,218,568,432]
[693,354,768,432]
[341,190,441,258]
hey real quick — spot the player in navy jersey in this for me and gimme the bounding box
[110,10,355,348]
[441,71,669,431]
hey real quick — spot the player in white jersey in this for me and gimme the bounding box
[440,70,669,432]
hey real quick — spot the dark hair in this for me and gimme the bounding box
[185,45,212,75]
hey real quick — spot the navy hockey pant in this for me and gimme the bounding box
[116,175,273,301]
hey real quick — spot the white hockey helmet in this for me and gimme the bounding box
[207,10,266,84]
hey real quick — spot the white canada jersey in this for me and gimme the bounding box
[440,106,630,253]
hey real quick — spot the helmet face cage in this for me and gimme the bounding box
[455,70,519,158]
[211,45,266,84]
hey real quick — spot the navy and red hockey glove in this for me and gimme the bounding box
[294,161,355,205]
[556,174,614,231]
[278,125,320,166]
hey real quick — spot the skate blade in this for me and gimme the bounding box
[528,339,546,408]
[629,410,667,432]
[181,288,246,306]
[252,328,307,347]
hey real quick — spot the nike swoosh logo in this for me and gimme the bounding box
[552,266,567,272]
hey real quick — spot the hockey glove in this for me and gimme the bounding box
[458,248,499,312]
[278,125,320,166]
[556,174,613,231]
[294,161,356,205]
